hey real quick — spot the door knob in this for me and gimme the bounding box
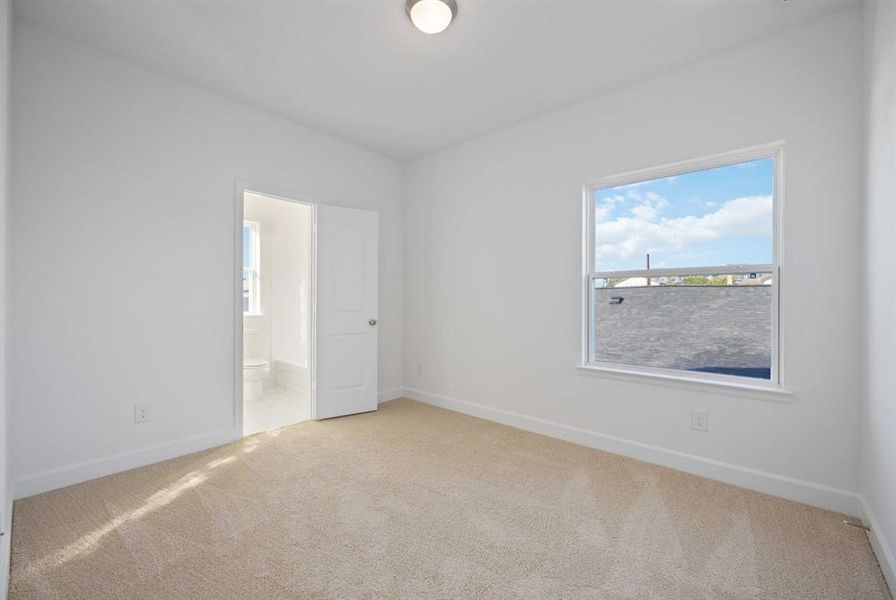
[368,319,377,326]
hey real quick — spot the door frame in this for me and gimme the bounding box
[233,181,319,436]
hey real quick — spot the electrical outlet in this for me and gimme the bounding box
[691,410,709,432]
[135,404,152,424]
[416,363,423,376]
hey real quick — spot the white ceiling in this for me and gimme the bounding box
[14,0,855,161]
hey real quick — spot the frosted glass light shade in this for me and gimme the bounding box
[406,0,457,34]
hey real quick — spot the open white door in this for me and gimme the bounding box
[314,204,378,419]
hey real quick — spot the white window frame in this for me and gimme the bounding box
[580,142,785,391]
[243,220,262,316]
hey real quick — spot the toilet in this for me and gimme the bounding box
[243,357,270,403]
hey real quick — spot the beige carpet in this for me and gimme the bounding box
[9,399,891,599]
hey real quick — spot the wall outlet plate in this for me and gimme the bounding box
[691,410,709,432]
[135,404,152,424]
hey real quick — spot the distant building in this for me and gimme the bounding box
[613,277,662,288]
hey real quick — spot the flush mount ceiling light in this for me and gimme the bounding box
[405,0,457,34]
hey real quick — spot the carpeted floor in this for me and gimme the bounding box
[9,398,891,599]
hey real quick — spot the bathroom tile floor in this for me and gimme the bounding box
[244,385,311,436]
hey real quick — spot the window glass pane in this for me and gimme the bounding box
[243,223,259,315]
[243,225,251,268]
[593,272,772,379]
[594,158,774,271]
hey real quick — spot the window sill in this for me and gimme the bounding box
[243,312,264,318]
[576,364,793,402]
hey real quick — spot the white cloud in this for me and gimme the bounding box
[593,193,629,221]
[624,190,668,220]
[595,194,772,265]
[630,204,660,221]
[595,203,614,221]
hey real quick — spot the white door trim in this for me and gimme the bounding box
[233,180,318,436]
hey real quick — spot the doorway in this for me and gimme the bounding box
[241,191,313,435]
[236,187,380,436]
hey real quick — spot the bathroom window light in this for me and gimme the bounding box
[243,221,262,316]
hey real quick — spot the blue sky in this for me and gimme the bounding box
[594,157,774,271]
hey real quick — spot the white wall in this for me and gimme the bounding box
[268,200,311,367]
[8,21,403,497]
[404,8,866,514]
[862,0,896,588]
[0,1,10,596]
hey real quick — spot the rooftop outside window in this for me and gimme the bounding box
[583,145,782,386]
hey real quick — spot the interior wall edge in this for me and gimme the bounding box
[860,1,896,596]
[11,427,239,501]
[862,495,896,593]
[402,386,864,518]
[0,0,11,597]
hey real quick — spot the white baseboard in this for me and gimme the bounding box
[402,386,863,517]
[862,496,896,593]
[14,388,402,500]
[12,428,240,500]
[377,387,403,404]
[7,387,889,594]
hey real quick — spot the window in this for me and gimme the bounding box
[583,144,782,386]
[243,221,261,315]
